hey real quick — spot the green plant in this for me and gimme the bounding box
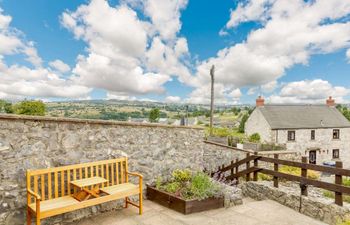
[164,182,181,193]
[343,177,350,187]
[186,172,220,200]
[248,133,261,143]
[155,176,162,190]
[149,108,160,123]
[238,113,249,133]
[258,173,273,181]
[172,169,192,183]
[13,100,46,116]
[279,166,320,180]
[337,220,350,225]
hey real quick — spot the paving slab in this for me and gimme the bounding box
[69,199,326,225]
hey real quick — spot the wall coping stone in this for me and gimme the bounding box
[0,113,203,130]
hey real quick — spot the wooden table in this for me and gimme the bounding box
[70,177,108,201]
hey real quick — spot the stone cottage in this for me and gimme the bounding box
[245,96,350,166]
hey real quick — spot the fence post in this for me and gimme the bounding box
[246,153,250,181]
[253,152,258,181]
[235,158,239,184]
[230,160,234,177]
[301,156,308,196]
[273,154,279,188]
[335,161,343,206]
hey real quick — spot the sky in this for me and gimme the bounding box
[0,0,350,105]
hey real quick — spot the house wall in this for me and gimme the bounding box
[275,128,350,167]
[0,114,245,225]
[245,108,273,142]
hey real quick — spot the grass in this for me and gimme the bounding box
[279,165,320,180]
[206,127,247,139]
[323,177,350,205]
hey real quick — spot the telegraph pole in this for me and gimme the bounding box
[209,65,215,135]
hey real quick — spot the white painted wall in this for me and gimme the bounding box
[245,108,273,142]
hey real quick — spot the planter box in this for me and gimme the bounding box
[146,185,224,214]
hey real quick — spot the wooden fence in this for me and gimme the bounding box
[213,153,350,206]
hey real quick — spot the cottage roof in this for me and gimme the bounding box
[257,105,350,129]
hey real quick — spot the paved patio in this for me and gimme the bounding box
[72,198,326,225]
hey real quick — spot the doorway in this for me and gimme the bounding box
[309,150,317,164]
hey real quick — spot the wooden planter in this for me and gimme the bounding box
[146,185,224,214]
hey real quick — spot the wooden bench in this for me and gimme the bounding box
[26,157,143,225]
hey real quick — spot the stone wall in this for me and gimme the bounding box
[241,181,350,225]
[0,114,245,225]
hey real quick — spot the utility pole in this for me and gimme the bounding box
[209,65,215,135]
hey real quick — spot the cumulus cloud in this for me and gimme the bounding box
[49,59,71,73]
[0,8,91,100]
[62,0,191,96]
[165,95,181,103]
[186,84,241,104]
[268,79,349,103]
[188,0,350,103]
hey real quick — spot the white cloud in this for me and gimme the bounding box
[347,49,350,63]
[187,0,350,103]
[49,59,71,73]
[261,80,277,93]
[0,8,91,100]
[186,84,240,105]
[106,92,137,101]
[268,79,349,103]
[62,0,192,96]
[226,0,275,29]
[142,0,188,40]
[165,95,181,103]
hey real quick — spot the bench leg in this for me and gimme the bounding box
[27,208,31,225]
[36,216,40,225]
[125,197,128,208]
[139,192,142,215]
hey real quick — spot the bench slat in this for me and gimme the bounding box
[54,172,58,198]
[48,173,52,200]
[41,174,45,201]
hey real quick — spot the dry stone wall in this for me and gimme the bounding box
[0,114,244,225]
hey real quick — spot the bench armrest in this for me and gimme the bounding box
[127,172,143,178]
[27,189,41,201]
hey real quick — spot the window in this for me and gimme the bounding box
[333,129,340,139]
[287,131,295,141]
[333,149,340,159]
[311,130,315,140]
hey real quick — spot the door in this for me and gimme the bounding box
[309,150,317,164]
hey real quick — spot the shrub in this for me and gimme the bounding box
[14,100,46,116]
[258,173,273,181]
[156,169,221,200]
[164,182,181,193]
[338,220,350,225]
[249,133,261,143]
[172,169,192,183]
[279,165,320,180]
[238,114,249,133]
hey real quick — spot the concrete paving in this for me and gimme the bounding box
[72,198,326,225]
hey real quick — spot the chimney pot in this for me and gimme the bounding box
[256,96,265,107]
[326,96,335,107]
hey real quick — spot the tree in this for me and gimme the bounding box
[238,113,249,133]
[209,65,215,135]
[0,100,14,113]
[149,108,160,123]
[14,100,46,116]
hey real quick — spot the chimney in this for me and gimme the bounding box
[256,96,265,107]
[326,96,335,107]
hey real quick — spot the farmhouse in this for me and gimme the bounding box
[245,96,350,166]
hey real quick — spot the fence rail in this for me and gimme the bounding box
[212,153,350,206]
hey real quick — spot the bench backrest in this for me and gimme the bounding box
[26,157,128,203]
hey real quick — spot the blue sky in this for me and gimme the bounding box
[0,0,350,104]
